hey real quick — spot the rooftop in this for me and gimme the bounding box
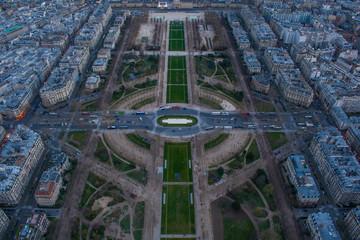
[309,212,341,240]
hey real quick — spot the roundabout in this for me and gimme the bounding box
[157,115,198,127]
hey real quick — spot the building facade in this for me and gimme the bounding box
[34,172,62,206]
[309,128,360,205]
[345,207,360,240]
[251,73,270,93]
[275,69,314,107]
[347,126,360,156]
[15,212,49,239]
[40,67,79,107]
[306,212,342,240]
[243,49,261,74]
[59,46,90,74]
[285,155,320,207]
[264,47,294,74]
[0,125,45,205]
[0,209,9,239]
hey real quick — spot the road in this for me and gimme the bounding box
[29,107,322,139]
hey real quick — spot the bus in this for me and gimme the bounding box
[211,112,221,116]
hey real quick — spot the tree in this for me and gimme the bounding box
[217,167,224,177]
[255,175,266,187]
[263,184,274,198]
[246,152,254,162]
[231,200,241,211]
[260,229,282,240]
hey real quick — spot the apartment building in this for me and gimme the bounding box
[34,171,62,206]
[275,69,314,107]
[250,23,277,49]
[345,206,360,240]
[309,128,360,205]
[285,155,320,207]
[89,5,112,28]
[0,209,9,239]
[243,48,261,74]
[85,74,101,92]
[104,26,121,49]
[47,151,71,174]
[15,212,49,240]
[306,212,342,240]
[346,126,360,156]
[59,46,90,74]
[264,47,294,74]
[251,73,271,94]
[40,67,79,107]
[239,6,265,30]
[92,49,111,74]
[0,46,61,118]
[75,23,103,50]
[0,125,45,205]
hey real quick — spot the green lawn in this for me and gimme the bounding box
[133,201,145,229]
[81,223,89,239]
[169,39,185,51]
[252,208,268,218]
[131,97,155,110]
[79,184,96,207]
[67,131,87,150]
[266,132,288,150]
[169,30,184,39]
[246,139,260,164]
[126,134,151,150]
[223,217,255,240]
[255,99,275,112]
[112,154,136,172]
[133,230,143,240]
[82,100,97,111]
[122,55,159,82]
[166,85,188,103]
[204,133,229,150]
[199,97,223,110]
[163,142,192,182]
[87,172,106,188]
[228,154,245,169]
[120,215,130,234]
[170,21,184,30]
[252,169,277,211]
[126,169,148,185]
[94,140,110,164]
[161,185,195,234]
[168,70,187,84]
[111,89,124,103]
[195,56,216,77]
[258,219,271,232]
[168,56,186,69]
[227,181,265,208]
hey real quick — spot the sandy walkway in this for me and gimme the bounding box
[200,132,251,167]
[104,132,153,166]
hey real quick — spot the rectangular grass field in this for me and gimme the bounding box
[169,39,185,51]
[170,21,184,30]
[168,56,186,69]
[166,85,188,103]
[167,70,187,84]
[169,30,185,39]
[161,184,195,234]
[163,142,192,182]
